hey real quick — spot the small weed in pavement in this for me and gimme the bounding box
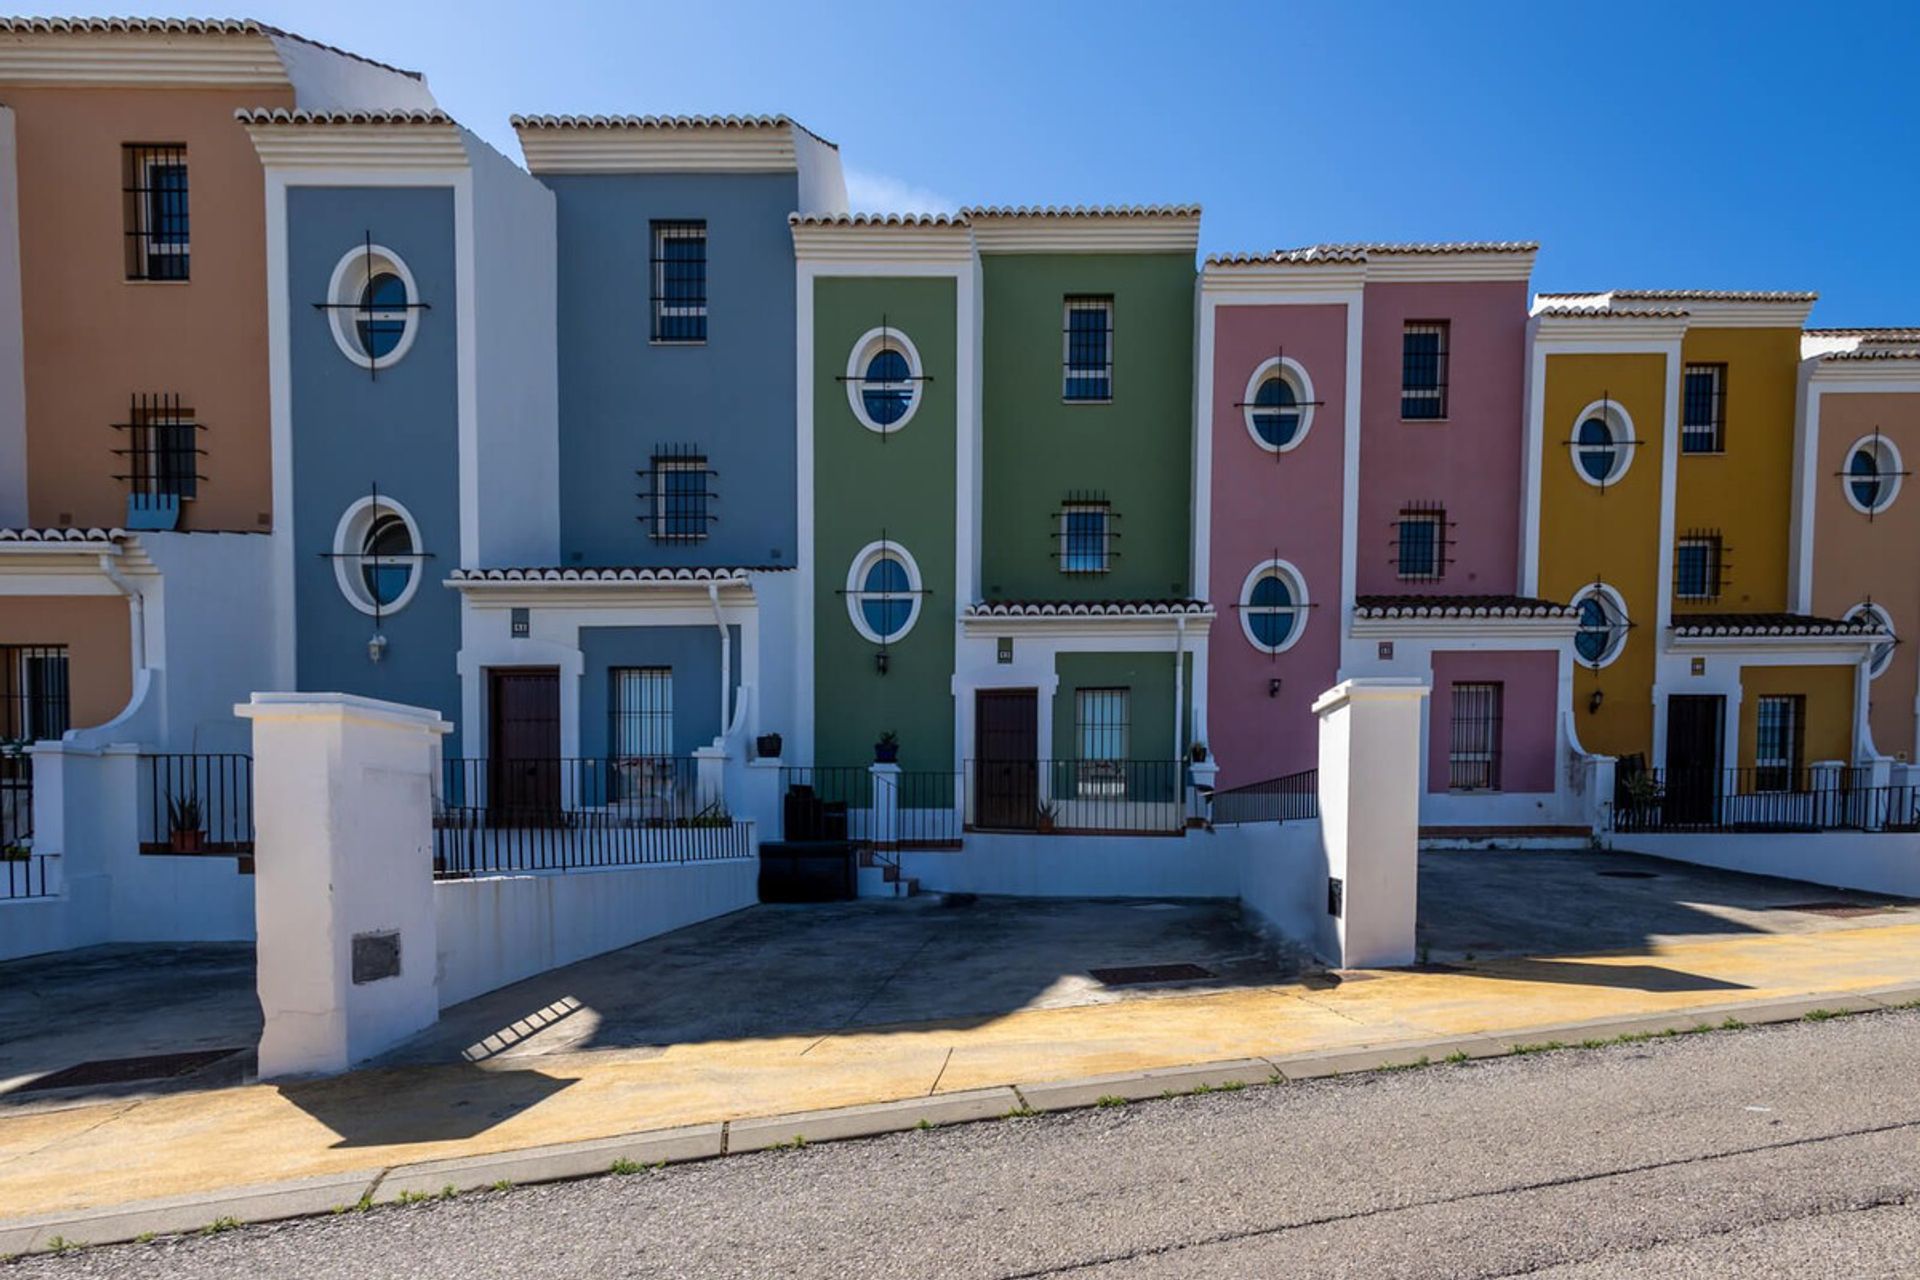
[915,1118,933,1131]
[44,1238,80,1256]
[1002,1105,1037,1120]
[200,1217,241,1236]
[1511,1040,1567,1055]
[1095,1095,1129,1108]
[769,1135,809,1151]
[1803,1008,1842,1022]
[1720,1017,1748,1030]
[1443,1051,1470,1064]
[492,1180,514,1192]
[1378,1056,1431,1073]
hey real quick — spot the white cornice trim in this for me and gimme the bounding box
[0,29,288,87]
[962,612,1214,639]
[1200,264,1368,294]
[1805,361,1920,390]
[1350,616,1580,639]
[790,223,975,265]
[1533,316,1691,344]
[1362,254,1535,283]
[968,216,1199,255]
[513,120,800,175]
[243,121,468,170]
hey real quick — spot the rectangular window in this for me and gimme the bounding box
[118,394,200,501]
[650,221,707,342]
[0,646,71,742]
[1062,296,1113,401]
[1675,534,1723,601]
[1059,501,1111,574]
[610,667,673,759]
[651,453,710,542]
[1401,321,1449,419]
[1396,507,1446,581]
[1449,683,1503,791]
[1754,694,1804,792]
[1074,687,1129,797]
[1682,363,1726,453]
[123,144,189,281]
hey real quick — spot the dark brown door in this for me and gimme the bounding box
[975,689,1038,830]
[490,668,561,823]
[1664,694,1725,825]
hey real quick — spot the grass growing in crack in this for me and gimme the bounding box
[492,1180,514,1192]
[199,1217,241,1236]
[768,1135,809,1151]
[1377,1056,1431,1073]
[1803,1008,1843,1022]
[1720,1017,1748,1030]
[1002,1104,1037,1120]
[393,1187,455,1206]
[1095,1095,1129,1108]
[1444,1051,1470,1064]
[1511,1040,1568,1055]
[915,1118,933,1131]
[44,1237,80,1256]
[135,1233,156,1245]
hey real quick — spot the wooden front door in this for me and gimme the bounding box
[974,689,1038,830]
[489,667,561,822]
[1664,694,1725,825]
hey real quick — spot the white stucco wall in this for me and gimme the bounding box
[435,857,759,1008]
[1618,832,1920,900]
[0,107,26,528]
[1215,819,1333,960]
[901,831,1240,899]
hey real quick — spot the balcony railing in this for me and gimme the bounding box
[1,744,30,856]
[139,753,254,855]
[1,852,54,901]
[1611,765,1919,834]
[968,759,1188,835]
[1210,768,1320,826]
[778,766,963,847]
[434,756,745,878]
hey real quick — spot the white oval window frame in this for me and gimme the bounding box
[1845,601,1897,679]
[1238,558,1309,654]
[845,539,923,643]
[845,327,924,434]
[1241,356,1315,454]
[1570,400,1636,488]
[326,243,422,370]
[1571,582,1630,669]
[1842,434,1904,516]
[332,495,424,617]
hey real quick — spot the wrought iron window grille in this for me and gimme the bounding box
[1401,321,1449,419]
[1391,502,1454,581]
[123,143,189,281]
[310,232,432,381]
[111,392,205,502]
[650,220,708,343]
[1833,425,1910,523]
[1448,682,1503,791]
[610,667,675,760]
[635,444,717,542]
[1052,491,1118,573]
[0,646,70,744]
[1682,363,1728,454]
[1063,296,1114,402]
[1674,530,1730,602]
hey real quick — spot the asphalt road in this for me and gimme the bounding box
[15,1009,1920,1278]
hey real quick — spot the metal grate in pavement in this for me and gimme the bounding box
[1089,963,1216,986]
[15,1048,241,1094]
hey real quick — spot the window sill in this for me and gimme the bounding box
[650,339,708,348]
[124,278,191,286]
[1063,398,1114,406]
[1680,449,1727,458]
[1399,416,1449,425]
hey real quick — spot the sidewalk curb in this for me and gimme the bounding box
[5,988,1916,1257]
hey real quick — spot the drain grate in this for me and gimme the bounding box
[1780,902,1897,919]
[16,1048,241,1094]
[1597,870,1659,879]
[1089,963,1216,986]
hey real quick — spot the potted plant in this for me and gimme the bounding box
[873,731,900,764]
[755,732,783,760]
[167,791,205,854]
[1189,742,1209,763]
[1035,800,1057,835]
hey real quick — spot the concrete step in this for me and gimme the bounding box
[855,864,894,898]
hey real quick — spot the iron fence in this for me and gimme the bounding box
[1609,765,1918,834]
[778,766,963,847]
[434,756,743,877]
[1209,768,1320,826]
[140,753,254,854]
[1,744,29,855]
[968,759,1188,835]
[1,852,54,900]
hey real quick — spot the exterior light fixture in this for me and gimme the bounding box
[875,649,889,676]
[368,633,388,664]
[1268,677,1283,698]
[1588,688,1604,714]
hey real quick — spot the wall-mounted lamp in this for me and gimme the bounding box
[1268,677,1283,699]
[1588,688,1604,714]
[875,650,889,676]
[367,633,388,664]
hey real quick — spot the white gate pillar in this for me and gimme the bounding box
[1313,678,1429,969]
[238,692,450,1079]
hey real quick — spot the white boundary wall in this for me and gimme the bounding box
[901,832,1240,899]
[1616,833,1920,900]
[435,857,758,1008]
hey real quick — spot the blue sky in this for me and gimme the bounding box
[47,0,1919,323]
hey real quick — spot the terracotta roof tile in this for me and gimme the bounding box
[509,114,836,148]
[789,212,967,228]
[1354,594,1577,619]
[0,527,124,543]
[1670,612,1886,637]
[447,566,785,584]
[1543,289,1817,304]
[959,204,1201,219]
[966,599,1212,618]
[235,107,452,126]
[0,16,423,79]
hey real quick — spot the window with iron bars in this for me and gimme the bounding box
[1074,687,1129,797]
[1754,694,1805,793]
[1063,296,1114,401]
[651,221,707,343]
[1675,532,1725,602]
[1394,504,1450,581]
[123,144,189,281]
[1057,498,1113,574]
[0,646,70,743]
[113,393,202,501]
[1448,682,1503,791]
[644,448,713,542]
[610,666,674,760]
[1682,364,1727,453]
[1401,321,1449,419]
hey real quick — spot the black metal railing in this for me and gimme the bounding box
[1,853,54,900]
[778,766,963,847]
[1610,765,1918,834]
[1210,768,1319,826]
[434,756,744,877]
[1,744,29,856]
[967,759,1188,835]
[140,753,253,855]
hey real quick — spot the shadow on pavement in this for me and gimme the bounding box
[277,1061,578,1148]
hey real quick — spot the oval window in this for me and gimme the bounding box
[1844,436,1901,515]
[845,541,923,643]
[1238,560,1309,654]
[1242,358,1314,454]
[846,328,923,432]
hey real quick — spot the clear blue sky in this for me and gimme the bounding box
[44,0,1920,324]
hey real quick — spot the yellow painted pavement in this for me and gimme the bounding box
[3,921,1918,1221]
